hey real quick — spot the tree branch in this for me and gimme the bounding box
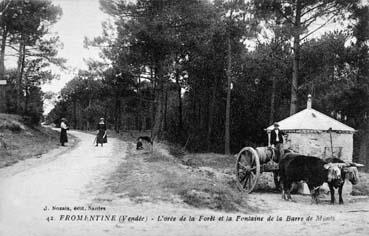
[301,2,330,17]
[300,14,337,41]
[275,6,294,25]
[301,6,337,26]
[0,0,13,15]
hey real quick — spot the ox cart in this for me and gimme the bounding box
[235,146,282,193]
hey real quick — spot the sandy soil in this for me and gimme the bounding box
[0,130,368,236]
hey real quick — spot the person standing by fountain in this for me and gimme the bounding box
[270,122,285,161]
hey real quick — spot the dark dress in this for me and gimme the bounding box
[96,123,107,144]
[60,122,68,145]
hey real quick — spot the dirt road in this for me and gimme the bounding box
[0,130,368,236]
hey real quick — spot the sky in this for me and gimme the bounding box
[43,0,368,95]
[5,0,368,114]
[42,0,108,93]
[38,0,109,114]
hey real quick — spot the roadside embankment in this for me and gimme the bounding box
[103,133,255,213]
[0,113,76,168]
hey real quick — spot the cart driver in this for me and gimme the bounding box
[270,122,286,161]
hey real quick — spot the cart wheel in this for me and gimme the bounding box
[236,147,260,193]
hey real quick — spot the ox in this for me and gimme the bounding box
[325,157,363,204]
[279,153,344,203]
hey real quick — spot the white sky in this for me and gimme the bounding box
[41,0,108,93]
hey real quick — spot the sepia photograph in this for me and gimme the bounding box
[0,0,369,235]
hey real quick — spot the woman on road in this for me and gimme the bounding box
[96,118,107,147]
[60,118,68,146]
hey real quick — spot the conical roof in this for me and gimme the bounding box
[266,96,355,133]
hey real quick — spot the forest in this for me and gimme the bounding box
[47,0,369,154]
[0,0,64,124]
[1,0,369,154]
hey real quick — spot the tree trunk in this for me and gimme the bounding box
[73,98,77,129]
[290,0,302,115]
[24,85,28,113]
[77,102,81,129]
[152,66,164,140]
[142,115,146,131]
[198,94,203,129]
[175,73,183,131]
[0,29,7,112]
[152,91,163,140]
[164,88,168,132]
[16,42,26,114]
[150,66,156,138]
[137,77,144,131]
[24,79,30,114]
[118,97,122,131]
[114,90,120,132]
[207,76,218,151]
[16,43,22,114]
[193,91,196,124]
[0,29,7,80]
[225,33,232,154]
[358,125,369,172]
[269,76,276,125]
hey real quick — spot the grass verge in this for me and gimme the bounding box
[0,113,65,168]
[105,137,255,213]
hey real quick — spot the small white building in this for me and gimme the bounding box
[266,95,355,162]
[266,95,356,194]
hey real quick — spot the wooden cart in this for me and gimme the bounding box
[235,146,281,193]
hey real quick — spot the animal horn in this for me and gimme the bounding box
[352,162,364,167]
[323,163,332,169]
[331,163,349,168]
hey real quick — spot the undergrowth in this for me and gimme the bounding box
[0,113,61,168]
[106,138,254,213]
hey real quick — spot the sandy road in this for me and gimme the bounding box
[0,130,122,236]
[0,130,369,236]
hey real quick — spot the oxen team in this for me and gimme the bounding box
[278,152,363,204]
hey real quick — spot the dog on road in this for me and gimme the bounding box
[136,136,153,150]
